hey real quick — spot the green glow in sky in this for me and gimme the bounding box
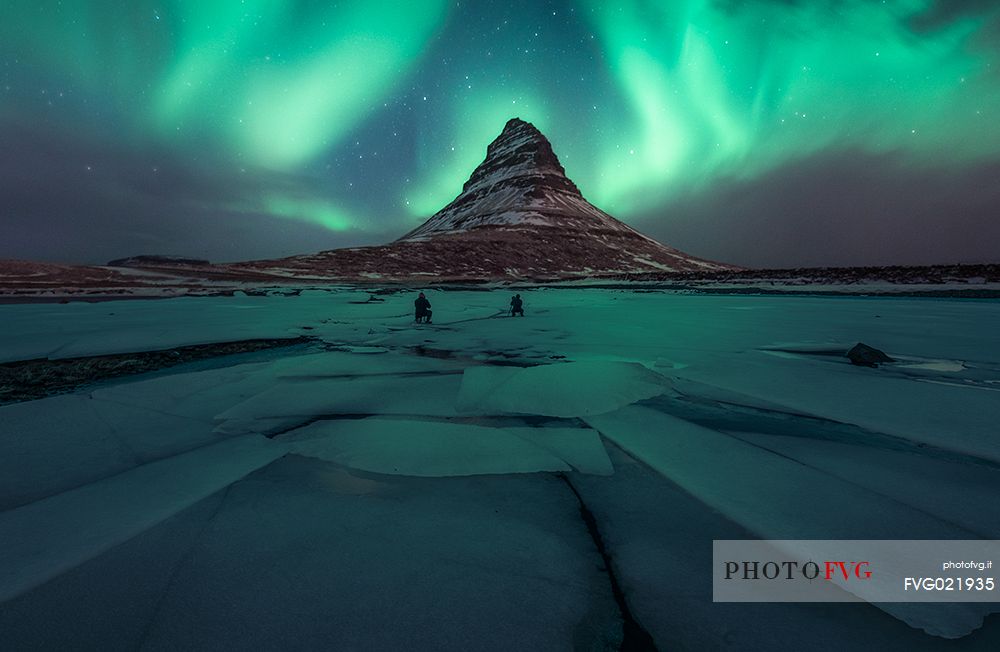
[407,90,551,218]
[154,1,451,168]
[261,194,356,232]
[1,0,449,168]
[576,0,999,213]
[2,0,998,255]
[396,0,999,220]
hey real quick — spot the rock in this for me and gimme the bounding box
[846,343,894,367]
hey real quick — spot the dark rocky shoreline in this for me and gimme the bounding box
[0,337,310,405]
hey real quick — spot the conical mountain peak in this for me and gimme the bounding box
[400,118,596,240]
[244,117,731,277]
[495,117,544,143]
[458,118,581,197]
[491,117,552,154]
[500,117,537,135]
[388,118,728,275]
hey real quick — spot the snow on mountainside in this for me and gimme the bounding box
[390,118,729,274]
[399,118,641,240]
[231,118,732,280]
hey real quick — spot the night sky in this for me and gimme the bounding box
[2,1,999,268]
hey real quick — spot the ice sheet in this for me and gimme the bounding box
[0,394,223,510]
[283,418,571,476]
[670,351,1000,463]
[585,406,997,638]
[729,431,1000,538]
[456,361,672,417]
[89,360,279,421]
[270,349,467,378]
[569,446,953,651]
[507,427,614,475]
[1,289,998,646]
[0,435,286,601]
[0,456,622,650]
[215,373,464,421]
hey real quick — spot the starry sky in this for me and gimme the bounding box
[2,0,999,268]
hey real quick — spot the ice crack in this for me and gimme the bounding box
[559,474,657,651]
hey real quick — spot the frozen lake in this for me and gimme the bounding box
[1,288,999,649]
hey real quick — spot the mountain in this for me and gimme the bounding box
[106,255,212,268]
[398,117,641,241]
[233,118,731,281]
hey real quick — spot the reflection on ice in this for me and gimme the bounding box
[1,289,998,648]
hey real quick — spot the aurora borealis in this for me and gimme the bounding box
[2,0,999,267]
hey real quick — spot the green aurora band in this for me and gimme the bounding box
[2,0,998,240]
[574,0,1000,214]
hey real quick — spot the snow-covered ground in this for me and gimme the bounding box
[1,288,998,649]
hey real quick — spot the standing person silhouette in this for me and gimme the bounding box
[510,293,524,317]
[414,292,432,324]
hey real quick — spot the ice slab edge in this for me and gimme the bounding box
[457,360,672,417]
[284,418,573,476]
[0,435,287,602]
[585,406,995,639]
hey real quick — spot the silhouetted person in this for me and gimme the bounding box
[510,293,524,317]
[414,292,432,324]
